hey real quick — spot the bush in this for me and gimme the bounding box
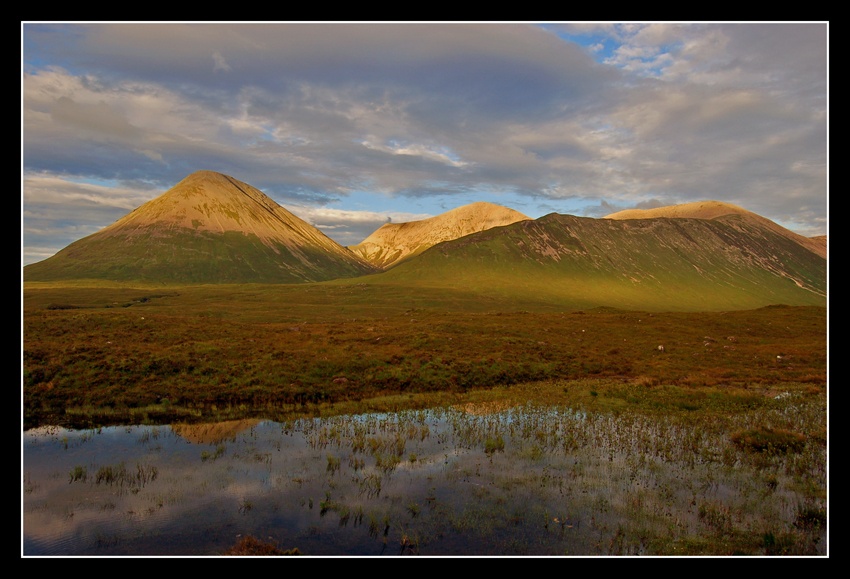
[730,427,806,454]
[223,535,300,555]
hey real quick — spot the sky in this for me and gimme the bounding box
[21,22,828,266]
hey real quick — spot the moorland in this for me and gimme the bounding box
[22,278,828,556]
[22,280,826,431]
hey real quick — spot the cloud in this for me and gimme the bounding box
[212,50,231,73]
[22,22,828,266]
[360,139,468,168]
[286,205,434,247]
[22,173,162,263]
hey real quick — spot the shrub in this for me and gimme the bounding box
[223,536,300,555]
[730,427,806,454]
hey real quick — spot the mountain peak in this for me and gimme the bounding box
[350,201,530,269]
[604,200,752,221]
[107,170,309,247]
[24,171,377,283]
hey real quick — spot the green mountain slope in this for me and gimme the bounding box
[366,212,826,312]
[605,200,827,259]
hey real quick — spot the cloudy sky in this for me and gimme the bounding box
[21,22,828,266]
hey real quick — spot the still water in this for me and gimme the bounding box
[22,404,826,556]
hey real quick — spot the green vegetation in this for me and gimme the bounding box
[375,214,826,312]
[91,462,159,489]
[23,230,375,284]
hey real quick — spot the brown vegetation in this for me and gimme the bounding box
[22,283,826,430]
[223,536,300,556]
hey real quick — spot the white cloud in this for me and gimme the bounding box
[360,139,468,168]
[284,205,435,246]
[212,50,231,73]
[23,173,155,211]
[288,205,432,225]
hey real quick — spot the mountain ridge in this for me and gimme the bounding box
[369,210,826,311]
[604,200,826,259]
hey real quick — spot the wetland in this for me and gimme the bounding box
[23,383,827,556]
[22,283,828,556]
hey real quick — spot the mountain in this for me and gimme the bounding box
[604,201,827,259]
[349,202,530,269]
[810,235,827,256]
[23,177,827,313]
[23,170,378,284]
[368,207,827,312]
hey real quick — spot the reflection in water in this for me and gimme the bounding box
[23,404,826,556]
[171,419,262,444]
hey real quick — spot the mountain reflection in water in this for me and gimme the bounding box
[23,404,826,556]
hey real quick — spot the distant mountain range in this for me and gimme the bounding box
[23,170,827,311]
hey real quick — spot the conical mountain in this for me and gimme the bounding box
[23,170,378,283]
[349,201,530,269]
[370,205,826,312]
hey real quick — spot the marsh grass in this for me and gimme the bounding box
[299,387,821,554]
[24,387,826,555]
[201,444,227,462]
[68,465,87,483]
[90,462,158,489]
